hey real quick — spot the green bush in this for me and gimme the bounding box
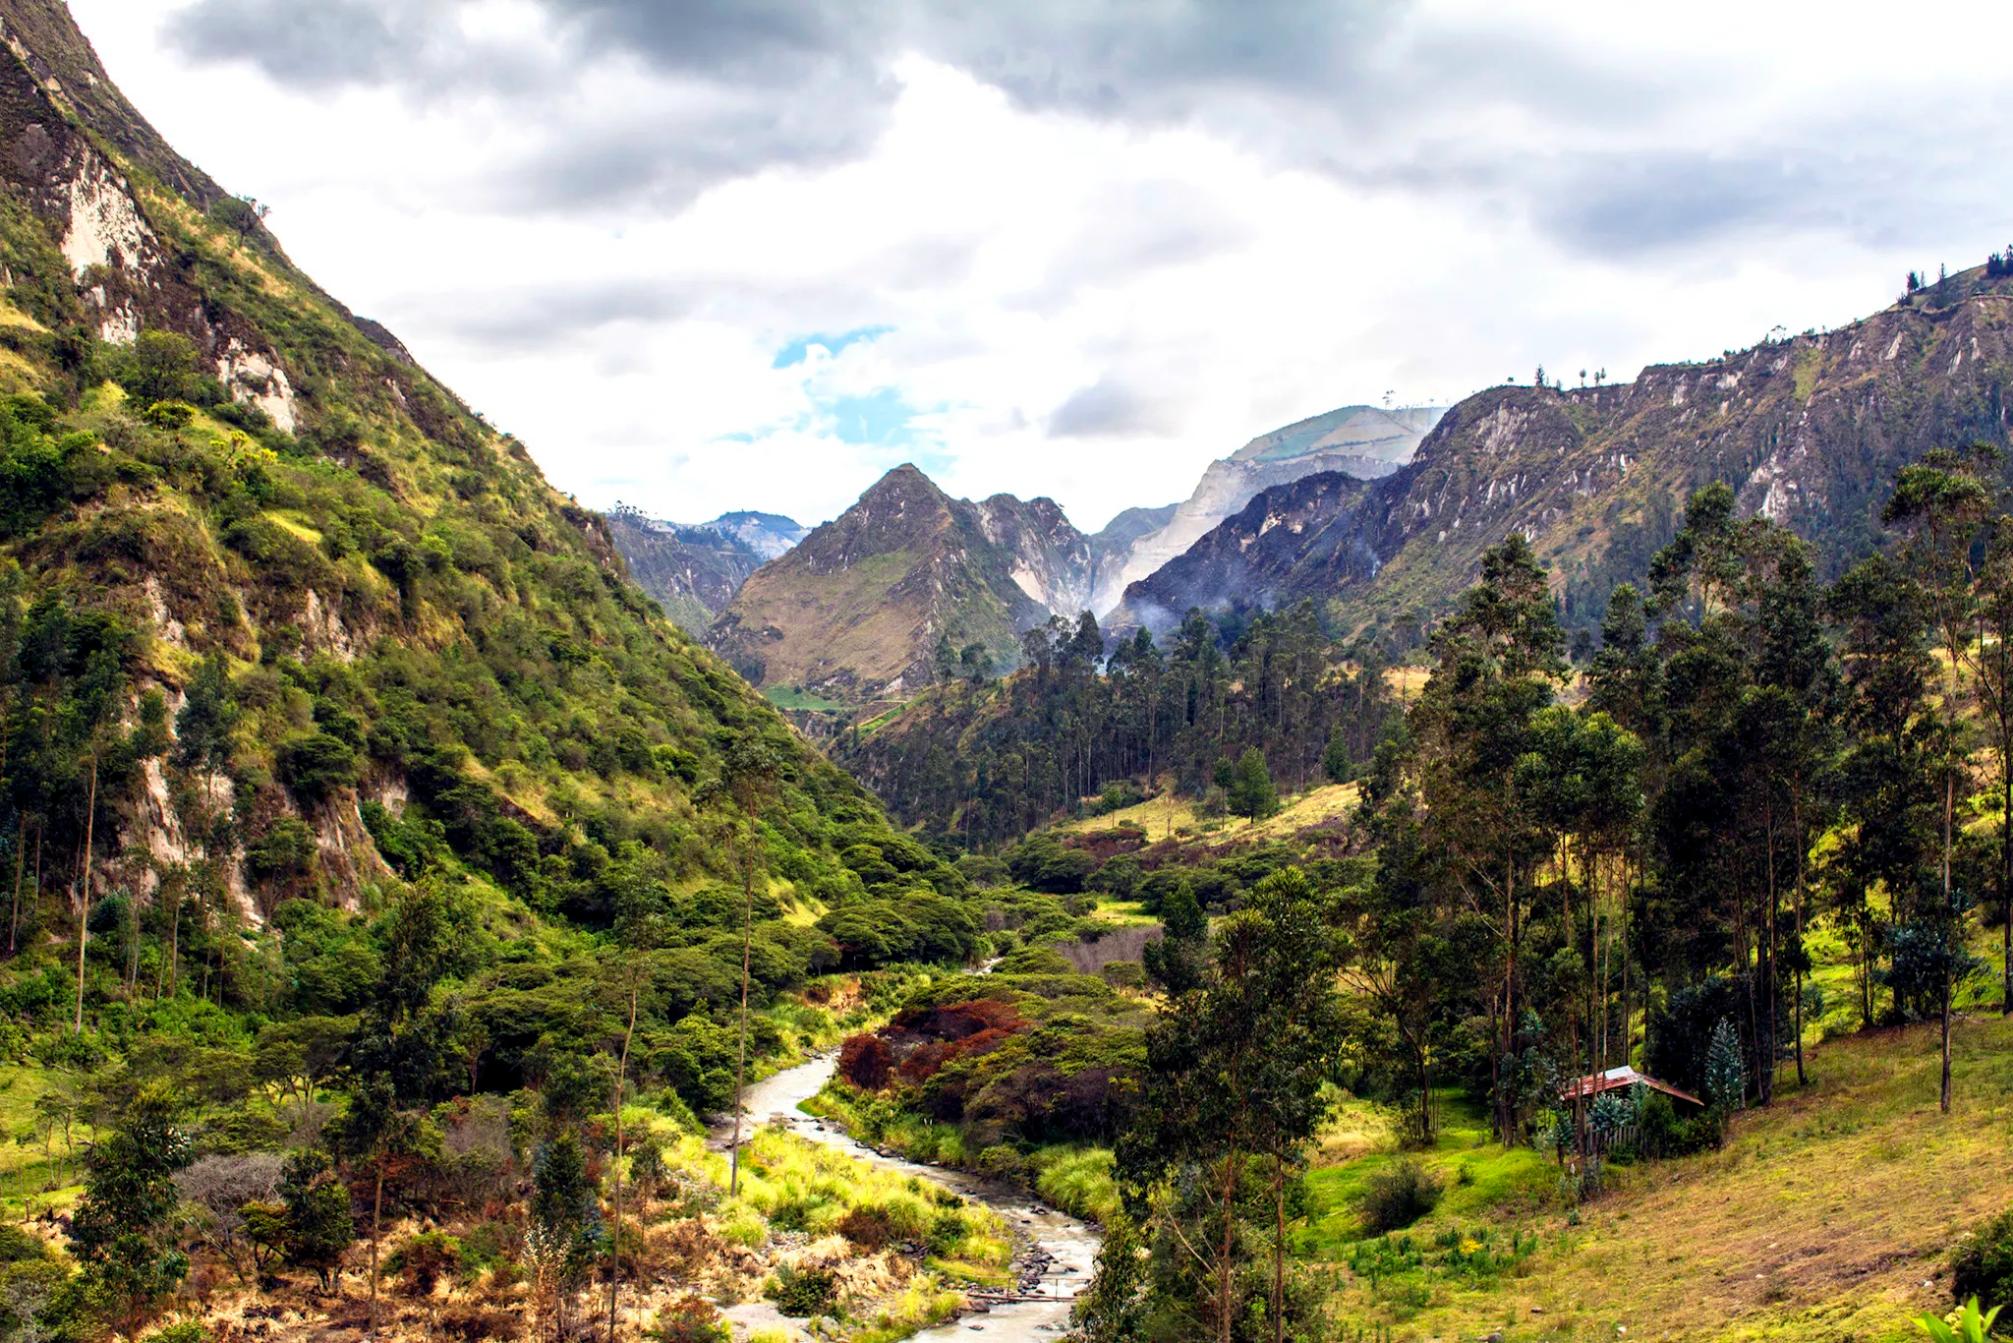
[768,1263,839,1317]
[144,1325,206,1343]
[1358,1159,1442,1234]
[1952,1207,2013,1311]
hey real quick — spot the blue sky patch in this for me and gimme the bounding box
[826,387,914,445]
[771,324,893,369]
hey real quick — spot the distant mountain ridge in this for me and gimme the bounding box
[1088,403,1444,612]
[708,464,1104,702]
[1111,266,2013,644]
[605,507,809,633]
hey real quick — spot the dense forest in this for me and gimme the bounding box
[836,603,1403,848]
[816,452,2013,1343]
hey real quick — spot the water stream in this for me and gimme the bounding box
[723,1052,1102,1341]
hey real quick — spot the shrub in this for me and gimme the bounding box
[1358,1159,1442,1234]
[389,1231,461,1295]
[1952,1207,2013,1310]
[649,1296,729,1343]
[769,1263,839,1317]
[925,1209,969,1256]
[836,1205,897,1250]
[144,1325,206,1343]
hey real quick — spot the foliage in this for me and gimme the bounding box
[1951,1208,2013,1313]
[67,1084,193,1335]
[1357,1160,1443,1234]
[768,1262,839,1317]
[1913,1298,2002,1343]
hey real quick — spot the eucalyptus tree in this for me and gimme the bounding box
[1408,534,1566,1145]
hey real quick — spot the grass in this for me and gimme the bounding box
[1087,896,1158,928]
[0,1064,87,1221]
[806,1083,1121,1225]
[1311,1015,2013,1341]
[1060,779,1360,845]
[766,685,848,712]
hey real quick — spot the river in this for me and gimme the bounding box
[724,1051,1102,1341]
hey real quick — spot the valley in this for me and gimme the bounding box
[0,5,2010,1343]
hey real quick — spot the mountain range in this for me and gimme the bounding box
[705,464,1101,701]
[603,506,807,633]
[654,403,1441,704]
[1086,402,1443,612]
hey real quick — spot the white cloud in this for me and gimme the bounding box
[67,0,2013,531]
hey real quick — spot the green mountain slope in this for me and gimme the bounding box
[0,0,962,1031]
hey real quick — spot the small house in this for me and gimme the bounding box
[1559,1064,1704,1110]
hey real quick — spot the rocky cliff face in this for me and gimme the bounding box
[1089,403,1443,612]
[707,464,1101,701]
[1112,270,2013,643]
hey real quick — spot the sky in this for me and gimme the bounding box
[67,0,2013,532]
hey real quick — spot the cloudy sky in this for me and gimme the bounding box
[69,0,2013,531]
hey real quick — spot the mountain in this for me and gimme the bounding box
[604,505,804,632]
[707,464,1098,701]
[1112,268,2013,645]
[705,509,811,559]
[0,0,921,926]
[1088,403,1443,612]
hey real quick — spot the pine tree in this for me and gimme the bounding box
[1227,747,1279,821]
[1705,1017,1746,1114]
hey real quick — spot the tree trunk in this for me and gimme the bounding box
[608,984,637,1342]
[369,1159,385,1339]
[1217,1151,1237,1343]
[1941,977,1954,1114]
[1942,770,1954,1114]
[8,814,23,956]
[74,757,97,1035]
[1270,1153,1287,1343]
[729,835,756,1197]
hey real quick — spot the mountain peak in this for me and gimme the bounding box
[708,467,1095,701]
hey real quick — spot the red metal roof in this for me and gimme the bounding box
[1559,1065,1704,1108]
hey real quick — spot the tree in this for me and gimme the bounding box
[277,1148,355,1291]
[529,1129,602,1343]
[1409,533,1566,1144]
[67,1084,192,1338]
[1113,868,1344,1343]
[1883,448,1993,1111]
[1226,747,1278,821]
[1321,728,1352,784]
[1142,881,1206,995]
[1704,1017,1746,1118]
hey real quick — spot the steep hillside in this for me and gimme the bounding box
[707,464,1099,702]
[1113,272,2013,643]
[0,0,935,938]
[604,505,790,633]
[1089,403,1443,613]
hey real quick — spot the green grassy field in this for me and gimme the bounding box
[1309,1015,2013,1341]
